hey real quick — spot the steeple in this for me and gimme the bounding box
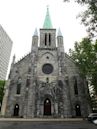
[33,28,38,36]
[57,28,64,52]
[57,28,62,37]
[31,28,38,52]
[43,7,53,29]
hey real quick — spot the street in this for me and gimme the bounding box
[0,121,96,129]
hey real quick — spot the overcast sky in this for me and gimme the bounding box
[0,0,87,63]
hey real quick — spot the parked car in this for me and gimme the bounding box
[88,113,97,122]
[93,119,97,124]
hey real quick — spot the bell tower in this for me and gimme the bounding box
[40,7,56,48]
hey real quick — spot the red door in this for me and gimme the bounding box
[44,98,51,115]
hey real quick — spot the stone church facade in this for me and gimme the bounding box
[1,8,90,118]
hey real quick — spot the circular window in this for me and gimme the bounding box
[42,64,53,74]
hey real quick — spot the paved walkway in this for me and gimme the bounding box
[0,118,84,122]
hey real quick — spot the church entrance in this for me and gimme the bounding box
[75,104,81,117]
[44,98,51,115]
[13,104,19,116]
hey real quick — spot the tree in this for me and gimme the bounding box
[92,40,97,94]
[64,0,97,37]
[69,38,97,94]
[69,38,97,110]
[69,38,95,75]
[0,80,5,111]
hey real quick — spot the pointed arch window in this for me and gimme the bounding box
[49,33,51,46]
[16,77,21,94]
[45,33,47,45]
[17,84,21,94]
[28,67,31,74]
[26,78,30,87]
[74,77,78,95]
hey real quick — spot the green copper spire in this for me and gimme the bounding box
[43,7,53,29]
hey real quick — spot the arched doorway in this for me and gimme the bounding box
[75,104,81,117]
[44,98,51,115]
[13,104,19,116]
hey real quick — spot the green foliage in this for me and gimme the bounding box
[69,38,95,75]
[64,0,97,37]
[69,38,97,94]
[0,80,5,105]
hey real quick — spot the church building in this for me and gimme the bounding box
[1,8,90,118]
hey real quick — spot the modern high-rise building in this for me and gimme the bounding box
[1,8,90,118]
[0,25,13,80]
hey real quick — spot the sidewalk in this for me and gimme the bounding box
[0,118,84,122]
